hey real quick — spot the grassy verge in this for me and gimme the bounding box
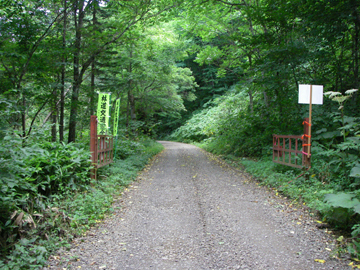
[226,156,336,214]
[0,139,164,269]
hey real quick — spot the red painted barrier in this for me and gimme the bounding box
[272,118,311,169]
[90,115,114,180]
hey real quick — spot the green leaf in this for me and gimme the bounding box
[353,204,360,215]
[350,164,360,178]
[317,131,340,139]
[324,192,360,209]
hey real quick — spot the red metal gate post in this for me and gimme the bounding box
[303,117,311,168]
[90,115,98,180]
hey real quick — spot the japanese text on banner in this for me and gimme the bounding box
[113,98,120,136]
[97,93,111,135]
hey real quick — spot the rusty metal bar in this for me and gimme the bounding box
[90,115,114,180]
[303,117,311,167]
[273,134,303,169]
[97,135,114,168]
[288,138,291,166]
[272,118,311,169]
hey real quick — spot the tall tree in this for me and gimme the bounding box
[0,0,66,141]
[66,0,183,142]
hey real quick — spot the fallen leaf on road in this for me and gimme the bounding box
[337,236,344,242]
[350,261,360,268]
[315,259,325,263]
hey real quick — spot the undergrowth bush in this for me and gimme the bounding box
[0,135,91,256]
[0,134,163,269]
[115,138,144,159]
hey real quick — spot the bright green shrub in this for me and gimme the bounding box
[115,138,144,159]
[0,135,91,262]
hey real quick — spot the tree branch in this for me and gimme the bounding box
[143,78,157,93]
[42,85,72,126]
[18,7,68,84]
[215,0,246,6]
[25,95,52,138]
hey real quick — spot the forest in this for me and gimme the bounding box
[0,0,360,268]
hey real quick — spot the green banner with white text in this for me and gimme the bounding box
[113,98,120,136]
[97,92,111,135]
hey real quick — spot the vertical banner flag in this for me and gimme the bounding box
[97,92,111,135]
[113,98,120,136]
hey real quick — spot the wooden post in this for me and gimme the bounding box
[90,115,98,180]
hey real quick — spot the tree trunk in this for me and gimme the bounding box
[352,1,360,89]
[59,0,67,142]
[129,92,136,122]
[68,0,85,143]
[248,87,254,114]
[51,86,57,142]
[89,3,98,116]
[263,91,269,107]
[90,58,96,115]
[21,85,26,139]
[247,54,254,114]
[128,90,137,136]
[126,88,130,129]
[126,44,135,133]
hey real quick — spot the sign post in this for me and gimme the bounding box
[298,84,323,164]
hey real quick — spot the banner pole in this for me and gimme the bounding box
[113,98,120,160]
[308,85,313,156]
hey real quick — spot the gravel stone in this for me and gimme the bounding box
[44,141,350,270]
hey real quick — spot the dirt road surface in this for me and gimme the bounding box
[45,141,349,269]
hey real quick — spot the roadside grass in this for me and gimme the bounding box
[0,139,164,269]
[229,156,336,214]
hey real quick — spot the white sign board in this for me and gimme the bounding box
[298,84,323,105]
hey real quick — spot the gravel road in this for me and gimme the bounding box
[45,141,349,269]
